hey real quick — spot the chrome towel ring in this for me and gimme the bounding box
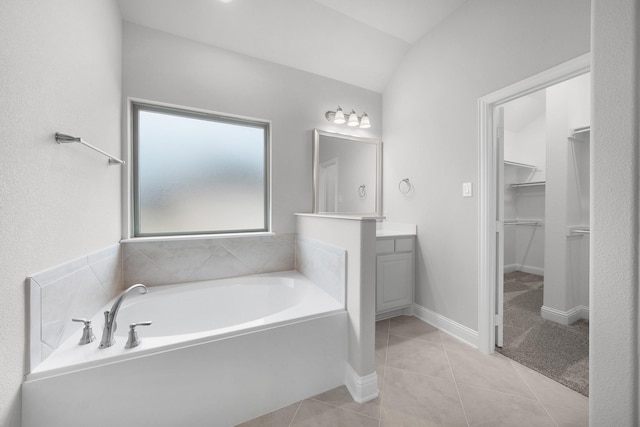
[399,178,411,194]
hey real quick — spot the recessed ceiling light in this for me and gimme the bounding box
[219,0,234,3]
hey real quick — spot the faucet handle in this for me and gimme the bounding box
[125,321,152,349]
[72,318,96,345]
[131,321,152,327]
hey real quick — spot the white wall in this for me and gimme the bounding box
[383,0,590,331]
[503,103,546,274]
[0,1,122,425]
[296,215,377,402]
[591,0,640,424]
[122,23,382,234]
[543,74,590,321]
[504,105,546,182]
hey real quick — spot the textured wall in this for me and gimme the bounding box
[0,1,122,425]
[382,0,591,331]
[543,76,591,317]
[591,0,640,423]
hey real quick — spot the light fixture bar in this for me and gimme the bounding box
[325,106,371,129]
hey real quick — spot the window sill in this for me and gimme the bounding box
[120,231,277,243]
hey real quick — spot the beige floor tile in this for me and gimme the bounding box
[458,383,555,427]
[240,315,587,427]
[377,365,386,392]
[234,402,300,427]
[440,331,476,352]
[511,361,588,427]
[376,320,389,368]
[290,399,378,427]
[386,334,452,379]
[542,398,588,427]
[511,360,587,404]
[310,385,381,420]
[389,315,442,343]
[380,366,467,427]
[445,343,535,399]
[376,343,388,368]
[376,319,390,335]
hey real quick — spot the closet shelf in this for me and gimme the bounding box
[504,220,544,226]
[568,226,590,236]
[509,181,546,189]
[504,160,537,169]
[569,126,590,141]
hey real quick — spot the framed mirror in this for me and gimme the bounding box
[313,129,382,216]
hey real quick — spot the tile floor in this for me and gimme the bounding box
[237,316,588,427]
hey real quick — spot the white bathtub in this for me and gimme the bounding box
[23,271,348,427]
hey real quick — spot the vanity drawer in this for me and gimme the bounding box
[376,239,395,254]
[395,238,414,252]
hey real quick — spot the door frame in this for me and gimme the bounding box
[477,53,590,354]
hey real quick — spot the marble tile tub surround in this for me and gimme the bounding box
[295,236,346,306]
[122,233,295,287]
[28,232,340,372]
[27,244,122,372]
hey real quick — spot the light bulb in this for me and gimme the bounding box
[333,107,346,124]
[359,113,371,129]
[347,110,359,127]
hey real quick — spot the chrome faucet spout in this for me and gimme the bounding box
[99,283,147,349]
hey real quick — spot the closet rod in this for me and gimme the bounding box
[504,160,536,169]
[55,133,125,165]
[569,228,590,235]
[509,181,545,188]
[504,220,543,226]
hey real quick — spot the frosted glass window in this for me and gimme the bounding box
[132,103,269,236]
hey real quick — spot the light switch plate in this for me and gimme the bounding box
[463,182,473,197]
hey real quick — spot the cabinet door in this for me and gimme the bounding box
[376,252,414,313]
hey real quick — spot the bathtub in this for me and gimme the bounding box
[23,270,348,427]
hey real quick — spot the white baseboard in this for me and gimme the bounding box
[412,303,479,348]
[344,364,378,404]
[504,264,544,276]
[504,264,518,273]
[518,265,544,276]
[375,306,413,321]
[541,305,589,325]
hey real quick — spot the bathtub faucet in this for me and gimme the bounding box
[99,283,148,349]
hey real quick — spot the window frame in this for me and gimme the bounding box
[130,101,271,238]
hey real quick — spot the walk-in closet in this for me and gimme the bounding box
[498,73,591,396]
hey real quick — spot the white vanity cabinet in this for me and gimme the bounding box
[375,235,415,314]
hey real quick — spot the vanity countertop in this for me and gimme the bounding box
[376,229,416,237]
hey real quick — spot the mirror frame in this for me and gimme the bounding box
[312,129,382,216]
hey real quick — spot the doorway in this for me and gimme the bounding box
[494,77,590,395]
[477,53,590,355]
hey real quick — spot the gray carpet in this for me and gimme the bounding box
[497,271,589,396]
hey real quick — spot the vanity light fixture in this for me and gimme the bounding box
[359,113,371,129]
[347,110,359,127]
[332,106,346,124]
[325,106,371,129]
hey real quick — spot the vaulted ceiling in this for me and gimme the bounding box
[117,0,468,92]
